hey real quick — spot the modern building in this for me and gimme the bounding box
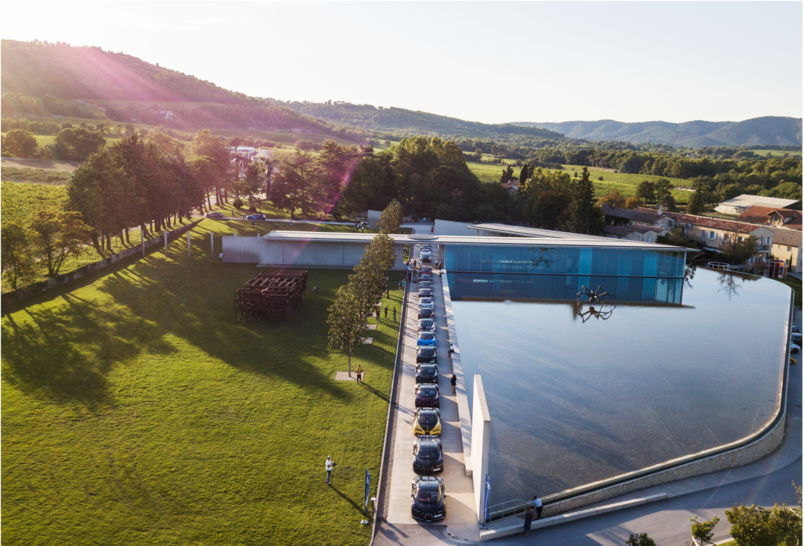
[715,194,799,215]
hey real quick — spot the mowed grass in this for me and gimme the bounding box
[466,161,692,203]
[747,149,801,158]
[2,219,404,545]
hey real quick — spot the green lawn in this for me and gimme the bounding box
[2,219,403,545]
[747,149,801,158]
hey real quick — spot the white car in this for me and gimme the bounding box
[791,342,801,355]
[418,298,435,310]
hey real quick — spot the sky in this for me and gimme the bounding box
[2,1,802,125]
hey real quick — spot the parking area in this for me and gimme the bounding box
[383,246,478,538]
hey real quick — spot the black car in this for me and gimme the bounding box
[415,383,439,407]
[247,213,266,220]
[411,476,446,522]
[418,308,434,320]
[416,346,437,363]
[205,212,224,219]
[419,288,433,298]
[416,363,438,384]
[413,437,444,473]
[419,280,433,289]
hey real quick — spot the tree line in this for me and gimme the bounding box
[327,201,403,376]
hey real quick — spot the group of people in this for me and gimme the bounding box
[522,496,543,536]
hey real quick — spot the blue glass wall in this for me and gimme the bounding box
[443,245,687,304]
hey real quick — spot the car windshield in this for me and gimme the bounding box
[420,298,433,303]
[421,320,433,327]
[419,388,436,397]
[418,447,437,458]
[420,348,434,356]
[420,333,434,340]
[419,413,438,425]
[416,489,439,502]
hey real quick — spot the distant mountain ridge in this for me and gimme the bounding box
[513,117,802,148]
[281,101,563,141]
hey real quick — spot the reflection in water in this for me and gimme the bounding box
[716,270,760,301]
[453,268,790,505]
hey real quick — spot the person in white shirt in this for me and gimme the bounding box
[532,496,543,519]
[326,456,335,485]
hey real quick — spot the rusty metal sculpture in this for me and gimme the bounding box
[235,270,307,322]
[574,285,616,322]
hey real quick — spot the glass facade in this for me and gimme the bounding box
[444,245,687,304]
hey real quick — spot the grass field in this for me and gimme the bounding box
[774,274,803,308]
[1,166,73,185]
[2,219,403,545]
[747,149,801,158]
[466,161,692,203]
[1,157,80,172]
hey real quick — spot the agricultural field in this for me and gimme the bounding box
[1,157,80,172]
[747,149,801,158]
[1,166,73,185]
[2,219,402,545]
[467,160,511,183]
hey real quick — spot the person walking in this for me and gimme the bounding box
[384,307,388,319]
[376,307,380,320]
[448,343,455,356]
[451,374,457,394]
[393,307,397,322]
[523,506,534,537]
[356,364,363,382]
[326,456,336,485]
[532,496,543,520]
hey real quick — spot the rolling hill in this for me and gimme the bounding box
[1,40,347,138]
[280,101,564,142]
[513,117,802,148]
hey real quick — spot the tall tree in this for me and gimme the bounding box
[1,221,37,290]
[1,129,38,158]
[327,285,366,377]
[29,210,92,276]
[567,167,603,235]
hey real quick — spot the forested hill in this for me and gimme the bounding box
[513,117,802,148]
[0,40,341,135]
[280,101,564,141]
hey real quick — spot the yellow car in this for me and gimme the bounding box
[414,408,442,436]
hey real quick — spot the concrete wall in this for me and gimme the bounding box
[471,375,491,524]
[368,209,382,229]
[222,237,408,270]
[222,235,263,263]
[434,219,473,236]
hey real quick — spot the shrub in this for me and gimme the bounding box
[248,205,256,212]
[233,198,243,209]
[690,516,719,545]
[626,533,656,546]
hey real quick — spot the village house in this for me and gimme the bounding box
[736,205,803,230]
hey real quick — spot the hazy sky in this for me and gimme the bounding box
[2,1,801,124]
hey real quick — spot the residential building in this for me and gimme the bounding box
[603,224,668,243]
[671,214,774,260]
[736,206,803,230]
[768,228,803,273]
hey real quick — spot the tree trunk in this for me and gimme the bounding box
[125,228,131,245]
[91,232,100,250]
[348,351,352,377]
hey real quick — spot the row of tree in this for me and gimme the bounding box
[1,211,92,290]
[327,201,404,376]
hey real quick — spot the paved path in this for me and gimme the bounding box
[375,247,477,545]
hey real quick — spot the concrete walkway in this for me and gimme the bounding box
[375,248,478,545]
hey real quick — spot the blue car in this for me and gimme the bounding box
[246,214,266,220]
[417,332,437,347]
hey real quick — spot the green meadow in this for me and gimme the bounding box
[2,219,402,545]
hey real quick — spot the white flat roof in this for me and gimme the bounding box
[468,223,609,240]
[262,231,692,252]
[719,194,799,208]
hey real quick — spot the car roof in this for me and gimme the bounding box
[417,438,440,448]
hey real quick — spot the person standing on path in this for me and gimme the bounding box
[326,456,335,485]
[393,307,397,322]
[376,307,380,320]
[384,307,388,319]
[523,507,534,537]
[451,374,457,394]
[532,496,543,520]
[356,364,363,382]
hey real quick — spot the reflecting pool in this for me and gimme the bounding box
[452,268,790,505]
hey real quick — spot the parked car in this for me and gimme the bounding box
[792,326,802,343]
[418,298,434,310]
[417,332,437,347]
[421,266,432,273]
[415,363,439,383]
[418,318,436,332]
[419,280,433,289]
[415,383,440,407]
[410,476,446,522]
[416,346,437,363]
[418,308,434,320]
[792,342,801,355]
[413,436,444,474]
[419,288,433,298]
[413,408,442,436]
[421,253,432,263]
[205,212,225,219]
[247,213,266,220]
